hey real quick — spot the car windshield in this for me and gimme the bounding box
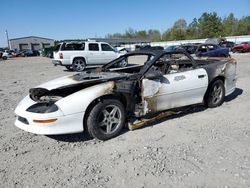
[102,53,154,71]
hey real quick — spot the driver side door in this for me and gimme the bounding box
[142,68,208,115]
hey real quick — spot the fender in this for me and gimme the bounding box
[56,81,115,115]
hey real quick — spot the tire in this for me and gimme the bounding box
[72,58,86,72]
[119,59,128,68]
[87,98,125,140]
[2,56,7,60]
[65,65,72,70]
[205,79,225,108]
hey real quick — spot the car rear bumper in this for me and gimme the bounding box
[52,60,62,66]
[52,59,71,66]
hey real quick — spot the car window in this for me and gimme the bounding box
[101,44,114,51]
[198,45,207,52]
[127,55,151,65]
[207,45,216,51]
[89,43,99,51]
[148,53,193,76]
[61,43,85,51]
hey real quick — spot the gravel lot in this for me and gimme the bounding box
[0,54,250,187]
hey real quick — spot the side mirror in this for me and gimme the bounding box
[145,71,163,79]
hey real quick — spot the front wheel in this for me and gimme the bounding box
[86,99,125,140]
[72,58,86,71]
[205,79,225,108]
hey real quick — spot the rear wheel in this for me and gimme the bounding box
[72,58,86,71]
[119,59,128,68]
[2,56,7,60]
[205,79,225,108]
[87,99,125,140]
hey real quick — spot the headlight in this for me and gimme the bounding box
[26,103,59,113]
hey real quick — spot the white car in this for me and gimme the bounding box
[53,41,126,71]
[15,50,237,140]
[1,51,12,60]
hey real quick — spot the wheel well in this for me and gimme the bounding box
[82,94,127,131]
[204,75,225,102]
[210,76,225,84]
[73,57,86,63]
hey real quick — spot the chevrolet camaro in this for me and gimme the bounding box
[15,50,237,140]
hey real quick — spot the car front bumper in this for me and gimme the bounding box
[14,95,84,135]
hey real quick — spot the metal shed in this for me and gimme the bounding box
[9,36,54,51]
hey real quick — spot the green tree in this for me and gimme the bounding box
[136,30,147,38]
[124,28,136,38]
[186,18,200,39]
[198,12,223,38]
[236,16,250,35]
[162,29,172,41]
[148,29,161,41]
[222,13,238,36]
[173,19,187,30]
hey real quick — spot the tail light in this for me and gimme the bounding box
[59,53,63,59]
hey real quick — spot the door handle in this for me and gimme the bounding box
[198,75,206,78]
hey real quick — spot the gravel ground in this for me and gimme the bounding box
[0,54,250,188]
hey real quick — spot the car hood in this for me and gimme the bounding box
[37,71,130,90]
[29,71,132,103]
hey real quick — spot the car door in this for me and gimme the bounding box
[100,43,118,63]
[86,43,102,64]
[142,65,208,115]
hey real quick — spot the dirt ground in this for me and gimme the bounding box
[0,54,250,188]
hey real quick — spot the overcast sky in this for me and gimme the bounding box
[1,0,249,47]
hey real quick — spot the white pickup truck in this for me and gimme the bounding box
[53,41,124,71]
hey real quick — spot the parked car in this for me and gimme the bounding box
[219,41,235,49]
[137,45,164,51]
[53,41,123,71]
[11,51,23,57]
[1,50,12,60]
[205,38,235,50]
[20,49,40,57]
[14,50,237,140]
[164,45,180,52]
[195,44,229,57]
[232,41,250,53]
[114,46,129,54]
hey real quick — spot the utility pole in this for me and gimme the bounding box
[5,30,10,49]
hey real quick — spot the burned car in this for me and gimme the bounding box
[15,50,237,140]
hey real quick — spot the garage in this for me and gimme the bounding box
[10,36,54,51]
[42,43,51,48]
[19,44,29,50]
[31,43,40,50]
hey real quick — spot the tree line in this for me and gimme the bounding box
[105,12,250,42]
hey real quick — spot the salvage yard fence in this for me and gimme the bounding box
[124,35,250,50]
